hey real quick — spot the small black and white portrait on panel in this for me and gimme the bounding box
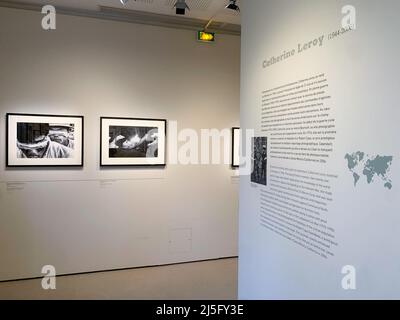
[251,137,267,186]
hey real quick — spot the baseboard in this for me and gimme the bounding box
[0,255,238,283]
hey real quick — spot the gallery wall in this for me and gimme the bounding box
[0,7,240,281]
[239,0,400,299]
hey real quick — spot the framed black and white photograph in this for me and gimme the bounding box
[6,113,84,167]
[232,127,240,168]
[251,136,267,186]
[100,117,166,166]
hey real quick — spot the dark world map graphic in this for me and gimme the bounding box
[345,151,393,190]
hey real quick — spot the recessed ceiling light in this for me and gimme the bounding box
[226,0,240,12]
[174,0,190,15]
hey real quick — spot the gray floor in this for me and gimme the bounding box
[0,258,238,300]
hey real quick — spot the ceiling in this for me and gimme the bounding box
[6,0,241,25]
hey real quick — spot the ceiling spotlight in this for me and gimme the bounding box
[174,0,190,15]
[226,0,240,12]
[120,0,129,5]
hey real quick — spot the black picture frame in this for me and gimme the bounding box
[100,117,167,167]
[6,113,84,168]
[232,127,240,168]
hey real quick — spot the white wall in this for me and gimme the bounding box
[0,7,240,281]
[239,0,400,299]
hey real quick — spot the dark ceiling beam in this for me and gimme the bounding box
[0,1,241,36]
